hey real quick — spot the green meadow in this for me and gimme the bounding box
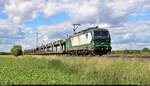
[0,55,150,85]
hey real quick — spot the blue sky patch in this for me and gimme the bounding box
[129,10,150,21]
[0,6,8,19]
[26,13,47,27]
[49,12,70,24]
[130,15,150,21]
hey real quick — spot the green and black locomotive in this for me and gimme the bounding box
[65,26,111,56]
[24,26,112,56]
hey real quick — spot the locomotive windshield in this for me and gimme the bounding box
[94,30,109,39]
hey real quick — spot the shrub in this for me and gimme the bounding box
[11,45,22,56]
[142,47,149,52]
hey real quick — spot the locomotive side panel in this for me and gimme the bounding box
[71,32,92,46]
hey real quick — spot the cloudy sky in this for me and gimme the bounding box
[0,0,150,52]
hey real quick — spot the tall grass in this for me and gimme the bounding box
[0,55,150,84]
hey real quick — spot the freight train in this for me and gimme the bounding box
[23,26,112,56]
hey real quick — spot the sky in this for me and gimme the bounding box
[0,0,150,52]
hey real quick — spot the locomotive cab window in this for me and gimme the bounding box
[94,31,101,36]
[86,34,88,39]
[94,30,109,38]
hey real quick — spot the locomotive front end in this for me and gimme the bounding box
[92,28,112,55]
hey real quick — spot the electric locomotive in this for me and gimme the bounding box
[65,26,111,56]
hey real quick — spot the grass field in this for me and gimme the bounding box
[0,55,150,85]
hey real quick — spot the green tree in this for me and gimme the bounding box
[11,45,22,56]
[142,47,149,52]
[123,50,131,54]
[134,50,141,54]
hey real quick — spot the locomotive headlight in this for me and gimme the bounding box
[106,47,108,50]
[106,39,109,42]
[91,42,95,45]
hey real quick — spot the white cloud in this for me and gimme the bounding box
[42,35,49,41]
[98,23,110,28]
[38,22,73,43]
[131,13,149,17]
[143,5,150,10]
[15,37,36,50]
[43,1,64,18]
[136,43,144,46]
[42,0,150,25]
[3,0,46,24]
[23,44,30,49]
[0,19,32,44]
[123,33,132,40]
[109,20,150,50]
[0,0,8,6]
[2,0,150,25]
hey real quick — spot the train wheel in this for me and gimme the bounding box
[89,51,95,56]
[82,51,86,56]
[99,53,103,56]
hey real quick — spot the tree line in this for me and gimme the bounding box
[0,52,11,55]
[111,47,150,55]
